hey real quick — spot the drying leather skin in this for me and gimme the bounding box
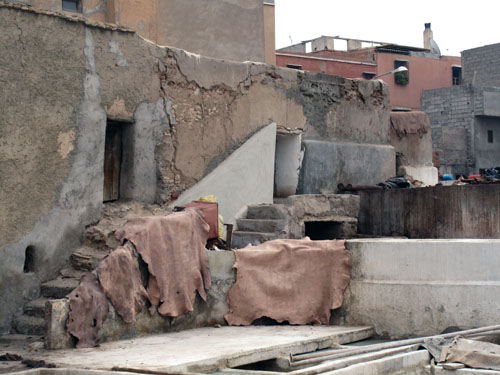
[390,111,429,138]
[66,273,109,348]
[115,209,211,318]
[97,243,148,323]
[225,238,350,326]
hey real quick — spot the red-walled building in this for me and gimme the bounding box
[277,25,461,110]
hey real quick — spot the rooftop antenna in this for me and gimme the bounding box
[289,33,293,45]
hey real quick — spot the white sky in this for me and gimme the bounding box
[275,0,500,56]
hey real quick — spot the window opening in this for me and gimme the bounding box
[488,130,494,143]
[394,60,409,85]
[24,246,36,273]
[452,66,462,85]
[362,72,376,79]
[62,0,82,13]
[286,64,302,70]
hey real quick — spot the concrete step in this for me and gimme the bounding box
[11,315,45,336]
[236,219,285,233]
[24,298,47,318]
[246,204,288,220]
[70,246,109,271]
[231,231,277,249]
[41,278,80,299]
[0,334,43,344]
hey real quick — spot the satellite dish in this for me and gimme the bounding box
[429,38,441,56]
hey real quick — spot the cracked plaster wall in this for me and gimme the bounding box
[0,4,391,333]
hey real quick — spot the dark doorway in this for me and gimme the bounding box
[103,121,124,202]
[305,221,342,240]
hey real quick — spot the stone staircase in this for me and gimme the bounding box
[10,202,171,339]
[231,204,289,248]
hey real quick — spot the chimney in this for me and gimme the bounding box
[423,23,433,50]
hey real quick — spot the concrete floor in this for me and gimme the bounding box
[0,326,372,374]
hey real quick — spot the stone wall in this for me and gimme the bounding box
[0,3,391,333]
[357,184,500,238]
[462,42,500,87]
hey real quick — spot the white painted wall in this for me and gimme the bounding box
[172,123,276,224]
[274,133,303,197]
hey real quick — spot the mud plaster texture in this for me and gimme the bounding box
[0,3,391,333]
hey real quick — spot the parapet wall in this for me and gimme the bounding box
[336,239,500,339]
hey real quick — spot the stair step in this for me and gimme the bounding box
[70,246,109,271]
[24,298,48,318]
[11,315,45,336]
[41,278,80,299]
[231,231,277,249]
[59,266,87,280]
[84,225,119,250]
[246,204,287,220]
[236,219,285,233]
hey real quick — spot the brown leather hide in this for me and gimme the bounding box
[225,238,350,326]
[115,209,211,318]
[66,273,109,348]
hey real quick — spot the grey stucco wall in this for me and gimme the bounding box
[462,43,500,87]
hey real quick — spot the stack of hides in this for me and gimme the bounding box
[67,208,211,347]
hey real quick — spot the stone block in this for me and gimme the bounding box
[298,140,395,194]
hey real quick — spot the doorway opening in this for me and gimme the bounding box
[305,221,342,240]
[103,120,131,202]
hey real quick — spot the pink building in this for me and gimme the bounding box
[277,24,461,110]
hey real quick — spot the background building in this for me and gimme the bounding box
[277,24,461,111]
[6,0,276,64]
[422,43,500,176]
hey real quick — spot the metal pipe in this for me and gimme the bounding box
[290,325,500,368]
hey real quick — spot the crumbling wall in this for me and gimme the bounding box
[0,3,392,333]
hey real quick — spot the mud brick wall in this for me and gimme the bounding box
[0,3,390,333]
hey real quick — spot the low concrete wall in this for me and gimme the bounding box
[46,251,236,349]
[357,184,500,238]
[298,140,395,194]
[335,239,500,339]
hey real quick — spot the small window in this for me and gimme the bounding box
[488,130,494,143]
[62,0,82,12]
[286,64,302,70]
[362,72,376,79]
[394,60,409,85]
[452,66,462,85]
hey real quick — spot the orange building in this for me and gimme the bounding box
[19,0,276,64]
[277,24,461,110]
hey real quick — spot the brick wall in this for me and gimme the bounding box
[421,85,476,175]
[462,43,500,87]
